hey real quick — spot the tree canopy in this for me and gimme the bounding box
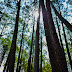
[0,0,72,72]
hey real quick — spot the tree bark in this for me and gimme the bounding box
[46,0,68,72]
[40,32,42,72]
[56,17,63,49]
[40,0,57,71]
[62,22,72,69]
[58,1,72,69]
[50,1,72,32]
[3,58,8,72]
[34,6,40,72]
[7,0,21,72]
[40,0,68,72]
[18,55,22,72]
[16,23,25,72]
[27,21,34,72]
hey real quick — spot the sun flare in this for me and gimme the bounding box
[33,10,39,19]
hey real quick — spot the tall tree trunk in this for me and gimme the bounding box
[40,0,68,72]
[0,45,8,66]
[3,58,8,72]
[34,4,40,72]
[7,0,21,72]
[16,23,25,72]
[1,50,6,65]
[46,0,68,72]
[40,32,42,72]
[18,55,22,72]
[40,0,57,71]
[56,17,63,49]
[58,1,72,69]
[62,21,72,69]
[27,20,35,72]
[34,17,39,72]
[50,1,72,32]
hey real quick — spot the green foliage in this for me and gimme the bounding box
[3,44,8,51]
[68,0,72,5]
[42,57,52,72]
[4,14,10,19]
[19,17,23,23]
[0,37,11,48]
[42,64,52,72]
[0,0,72,72]
[21,49,28,72]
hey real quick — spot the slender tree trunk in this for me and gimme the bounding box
[40,32,42,72]
[16,23,25,72]
[34,4,40,72]
[56,17,63,48]
[0,45,8,66]
[58,1,72,69]
[71,36,72,63]
[3,58,8,72]
[50,1,72,32]
[1,23,6,34]
[40,0,68,72]
[62,22,72,69]
[70,35,72,51]
[27,21,34,72]
[18,65,21,72]
[34,17,39,72]
[7,0,21,72]
[0,13,4,21]
[18,55,22,72]
[1,50,6,64]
